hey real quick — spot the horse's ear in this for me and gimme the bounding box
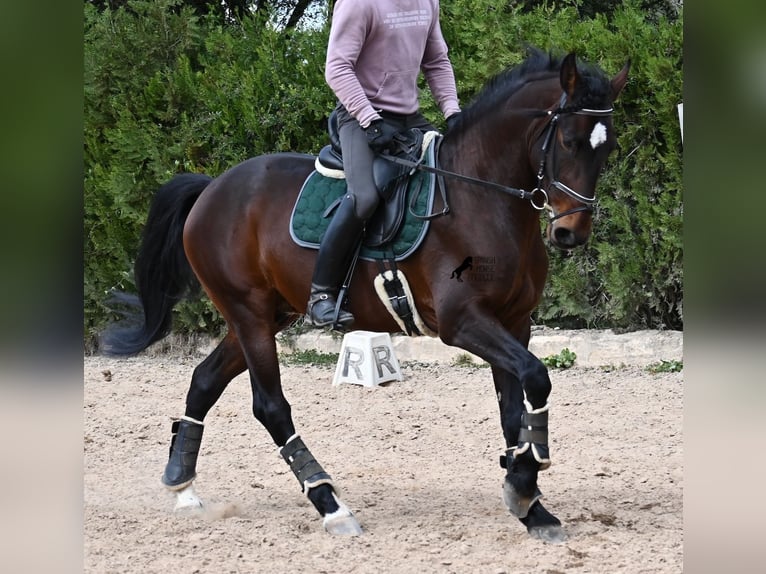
[610,59,631,101]
[560,52,579,98]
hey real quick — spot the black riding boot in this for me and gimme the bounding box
[307,194,365,328]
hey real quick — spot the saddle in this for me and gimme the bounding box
[316,110,425,248]
[293,115,440,335]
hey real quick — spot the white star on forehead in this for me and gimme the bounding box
[590,122,607,149]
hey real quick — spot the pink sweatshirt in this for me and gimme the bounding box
[325,0,460,128]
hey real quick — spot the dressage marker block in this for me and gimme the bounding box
[332,331,403,387]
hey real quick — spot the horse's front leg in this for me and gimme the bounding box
[442,315,565,543]
[491,365,566,543]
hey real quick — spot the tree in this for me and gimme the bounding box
[515,0,681,20]
[86,0,325,28]
[84,0,683,336]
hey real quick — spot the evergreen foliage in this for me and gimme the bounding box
[84,0,683,343]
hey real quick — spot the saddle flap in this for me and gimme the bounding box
[364,176,411,248]
[365,129,426,248]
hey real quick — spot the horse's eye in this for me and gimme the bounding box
[560,135,576,153]
[557,126,578,153]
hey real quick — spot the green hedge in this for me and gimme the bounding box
[84,0,682,343]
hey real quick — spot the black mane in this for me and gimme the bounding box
[448,47,612,134]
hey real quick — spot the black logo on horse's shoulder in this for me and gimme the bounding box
[450,257,473,282]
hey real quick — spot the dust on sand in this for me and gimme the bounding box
[85,354,682,573]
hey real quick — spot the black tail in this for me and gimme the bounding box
[100,173,213,356]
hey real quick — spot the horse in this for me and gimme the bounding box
[101,48,629,543]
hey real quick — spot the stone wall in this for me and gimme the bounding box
[276,328,683,368]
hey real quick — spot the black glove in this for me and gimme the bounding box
[446,112,462,132]
[365,119,400,153]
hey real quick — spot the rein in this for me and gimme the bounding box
[379,142,543,217]
[379,93,614,222]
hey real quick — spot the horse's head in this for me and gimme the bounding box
[533,53,630,250]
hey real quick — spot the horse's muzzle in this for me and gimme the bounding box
[548,218,592,250]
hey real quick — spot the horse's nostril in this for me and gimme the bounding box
[553,227,577,248]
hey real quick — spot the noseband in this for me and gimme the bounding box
[532,93,614,222]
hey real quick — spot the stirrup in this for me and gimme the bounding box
[307,293,354,328]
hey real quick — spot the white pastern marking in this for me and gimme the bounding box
[174,484,203,510]
[590,122,607,149]
[324,492,353,521]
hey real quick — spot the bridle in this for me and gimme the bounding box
[531,93,614,222]
[378,93,615,222]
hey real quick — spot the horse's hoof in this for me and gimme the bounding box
[528,524,568,544]
[173,483,204,512]
[502,481,543,519]
[323,510,363,536]
[324,514,363,535]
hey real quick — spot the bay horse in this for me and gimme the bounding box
[101,48,629,543]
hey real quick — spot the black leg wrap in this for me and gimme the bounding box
[514,407,551,470]
[518,410,548,443]
[162,418,204,490]
[280,436,334,494]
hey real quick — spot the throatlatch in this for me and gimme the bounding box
[162,416,204,490]
[279,435,336,495]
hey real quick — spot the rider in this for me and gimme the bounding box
[306,0,462,328]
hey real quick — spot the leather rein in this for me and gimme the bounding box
[380,93,614,222]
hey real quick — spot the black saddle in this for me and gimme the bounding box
[318,109,426,248]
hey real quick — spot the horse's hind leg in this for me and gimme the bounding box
[162,331,246,509]
[232,309,362,536]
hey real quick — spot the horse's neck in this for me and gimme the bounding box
[439,115,537,190]
[441,75,562,181]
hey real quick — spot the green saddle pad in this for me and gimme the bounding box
[290,139,437,261]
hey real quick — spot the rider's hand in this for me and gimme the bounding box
[365,119,400,153]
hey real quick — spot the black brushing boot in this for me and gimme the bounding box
[306,194,365,328]
[161,417,204,490]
